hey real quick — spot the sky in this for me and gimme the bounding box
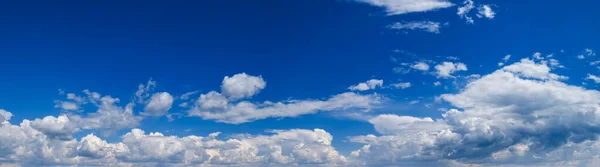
[0,0,600,166]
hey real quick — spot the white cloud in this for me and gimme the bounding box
[433,81,442,86]
[356,0,454,15]
[434,62,468,78]
[30,115,80,140]
[141,92,174,117]
[349,79,384,91]
[412,62,430,71]
[179,91,199,100]
[57,101,78,111]
[349,59,600,166]
[0,110,347,166]
[0,109,12,123]
[457,0,496,23]
[389,21,443,33]
[586,74,600,83]
[189,92,381,124]
[135,78,156,103]
[221,73,266,100]
[502,58,566,80]
[577,55,585,59]
[457,0,475,23]
[391,82,411,89]
[498,54,511,66]
[477,5,495,19]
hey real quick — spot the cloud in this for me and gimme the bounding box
[412,62,430,71]
[349,79,384,91]
[141,92,174,117]
[498,54,511,66]
[457,0,475,23]
[477,5,495,19]
[586,74,600,83]
[391,82,411,89]
[135,78,156,103]
[434,62,468,78]
[433,81,442,86]
[349,58,600,166]
[0,111,347,166]
[389,21,443,33]
[189,92,381,124]
[457,0,496,23]
[356,0,453,15]
[221,73,266,100]
[502,58,566,80]
[0,109,12,123]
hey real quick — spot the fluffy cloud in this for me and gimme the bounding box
[412,62,430,71]
[348,79,384,91]
[434,62,468,78]
[356,0,453,15]
[141,92,174,117]
[0,110,346,166]
[389,21,443,33]
[221,73,266,100]
[349,58,600,166]
[0,109,12,123]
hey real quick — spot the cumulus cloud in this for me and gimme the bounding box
[434,62,468,78]
[221,73,266,100]
[0,111,346,166]
[389,21,443,33]
[349,58,600,166]
[356,0,454,15]
[141,92,174,117]
[348,79,384,91]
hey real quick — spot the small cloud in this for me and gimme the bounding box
[586,74,600,83]
[477,5,495,19]
[349,79,384,91]
[391,82,411,89]
[433,81,442,87]
[411,62,430,71]
[409,100,419,104]
[434,62,468,78]
[389,21,444,34]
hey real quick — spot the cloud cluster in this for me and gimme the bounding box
[348,58,600,166]
[188,74,382,124]
[457,0,496,24]
[0,110,346,166]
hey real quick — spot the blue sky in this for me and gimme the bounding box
[1,0,600,166]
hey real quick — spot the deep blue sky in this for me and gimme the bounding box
[1,0,599,155]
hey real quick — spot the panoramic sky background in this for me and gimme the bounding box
[1,0,600,166]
